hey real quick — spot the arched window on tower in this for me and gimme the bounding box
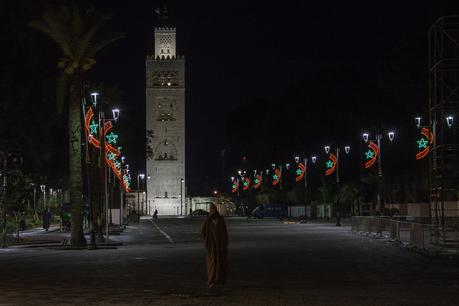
[154,140,177,160]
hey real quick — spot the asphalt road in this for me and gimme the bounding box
[0,217,458,306]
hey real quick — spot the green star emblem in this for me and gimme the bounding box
[365,150,374,159]
[254,179,259,184]
[108,152,116,160]
[243,181,248,187]
[90,121,98,135]
[106,132,118,144]
[232,184,236,189]
[273,174,278,180]
[114,161,121,169]
[326,160,334,169]
[296,169,302,176]
[417,138,428,149]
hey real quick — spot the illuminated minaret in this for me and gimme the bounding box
[146,9,185,215]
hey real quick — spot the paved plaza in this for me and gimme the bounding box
[0,217,458,305]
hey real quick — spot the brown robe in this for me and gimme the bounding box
[201,212,228,286]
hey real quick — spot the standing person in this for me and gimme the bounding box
[152,209,158,220]
[42,209,51,231]
[201,204,228,288]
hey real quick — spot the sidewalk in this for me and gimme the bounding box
[8,224,128,249]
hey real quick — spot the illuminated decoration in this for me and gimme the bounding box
[107,152,116,161]
[231,178,239,193]
[106,132,118,144]
[365,150,374,159]
[364,141,379,169]
[83,106,131,192]
[272,168,281,186]
[295,162,305,182]
[311,156,317,164]
[325,154,337,176]
[114,160,121,169]
[90,121,98,135]
[243,177,251,191]
[416,127,434,160]
[253,174,262,189]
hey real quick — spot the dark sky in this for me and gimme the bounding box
[3,0,457,193]
[87,1,457,194]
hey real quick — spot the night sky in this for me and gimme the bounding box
[3,0,459,194]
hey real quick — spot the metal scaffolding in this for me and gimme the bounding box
[429,16,459,228]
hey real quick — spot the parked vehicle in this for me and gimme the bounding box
[192,209,209,216]
[249,206,264,219]
[253,203,287,219]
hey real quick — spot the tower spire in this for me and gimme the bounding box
[154,4,169,27]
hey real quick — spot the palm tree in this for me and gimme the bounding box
[30,6,124,246]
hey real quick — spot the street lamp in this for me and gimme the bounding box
[90,92,99,107]
[180,178,184,215]
[446,115,454,128]
[415,115,455,226]
[29,183,37,219]
[324,144,350,226]
[415,117,422,129]
[137,173,145,214]
[90,91,121,242]
[311,156,317,164]
[362,132,369,143]
[40,184,46,210]
[362,130,395,213]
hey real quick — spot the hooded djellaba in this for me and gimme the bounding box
[201,203,228,288]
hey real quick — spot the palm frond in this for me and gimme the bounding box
[86,31,125,58]
[77,13,112,62]
[30,9,72,56]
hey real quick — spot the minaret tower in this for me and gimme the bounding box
[146,8,185,215]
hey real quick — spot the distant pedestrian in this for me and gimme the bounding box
[42,209,51,231]
[201,204,228,288]
[131,210,140,223]
[20,214,26,231]
[152,209,158,220]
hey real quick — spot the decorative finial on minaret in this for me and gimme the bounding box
[154,4,169,26]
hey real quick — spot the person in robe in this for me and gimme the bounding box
[201,203,228,288]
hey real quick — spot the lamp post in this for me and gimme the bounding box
[147,175,151,215]
[137,173,145,215]
[362,130,395,213]
[119,156,126,225]
[324,144,350,226]
[30,183,37,221]
[415,115,455,227]
[90,91,120,242]
[40,184,46,211]
[180,178,184,216]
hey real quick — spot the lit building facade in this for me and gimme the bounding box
[146,20,185,215]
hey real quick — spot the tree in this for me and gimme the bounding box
[30,6,124,246]
[1,155,29,248]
